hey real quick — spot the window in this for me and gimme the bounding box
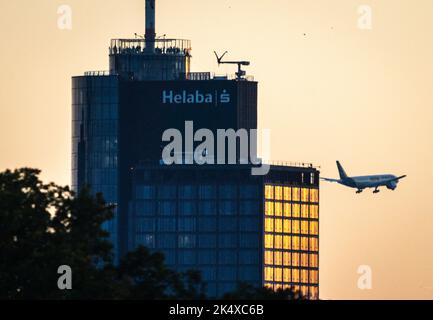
[198,234,216,248]
[240,217,259,232]
[265,185,274,199]
[157,234,176,248]
[275,268,282,282]
[219,250,237,264]
[275,186,283,200]
[301,253,309,267]
[157,218,175,232]
[219,201,236,215]
[310,286,319,299]
[301,205,309,218]
[265,234,273,249]
[292,220,300,234]
[283,235,291,249]
[136,200,156,216]
[198,217,217,232]
[240,200,259,215]
[275,219,283,233]
[283,268,291,282]
[310,189,319,203]
[219,217,237,232]
[309,270,319,284]
[178,250,196,265]
[199,185,216,199]
[136,234,154,248]
[283,186,291,201]
[136,218,154,232]
[283,220,291,234]
[310,205,319,219]
[239,250,258,264]
[310,221,319,235]
[158,185,176,199]
[274,251,283,266]
[310,237,319,252]
[301,221,309,235]
[178,218,196,232]
[219,185,237,199]
[199,201,217,215]
[292,236,300,250]
[179,185,196,199]
[275,202,283,216]
[292,253,299,266]
[283,203,291,217]
[301,285,308,297]
[264,267,273,281]
[310,254,319,268]
[292,188,300,201]
[240,234,259,248]
[265,218,274,232]
[219,233,237,248]
[179,201,196,215]
[274,235,282,249]
[301,188,309,202]
[301,269,308,283]
[265,201,274,216]
[158,201,175,215]
[264,250,273,265]
[292,204,300,218]
[292,269,300,282]
[283,252,291,266]
[178,234,196,248]
[301,237,309,251]
[240,185,259,199]
[136,185,155,199]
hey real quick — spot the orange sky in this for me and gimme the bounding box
[0,0,432,299]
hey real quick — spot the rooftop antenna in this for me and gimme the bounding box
[214,51,250,80]
[145,0,156,53]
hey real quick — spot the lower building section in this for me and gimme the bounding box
[128,163,319,299]
[263,184,319,299]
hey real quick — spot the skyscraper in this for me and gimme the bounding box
[72,0,319,298]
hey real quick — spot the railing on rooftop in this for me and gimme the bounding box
[109,38,192,56]
[84,70,111,76]
[265,160,320,170]
[180,72,254,82]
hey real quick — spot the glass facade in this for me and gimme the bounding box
[263,184,319,299]
[72,75,119,259]
[129,165,320,299]
[129,181,262,298]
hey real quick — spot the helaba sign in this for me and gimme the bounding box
[162,89,231,105]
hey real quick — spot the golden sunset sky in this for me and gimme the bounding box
[0,0,432,299]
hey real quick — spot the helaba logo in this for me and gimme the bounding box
[162,89,231,105]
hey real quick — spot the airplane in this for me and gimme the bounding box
[321,161,406,194]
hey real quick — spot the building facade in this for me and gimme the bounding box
[127,164,319,298]
[71,0,320,298]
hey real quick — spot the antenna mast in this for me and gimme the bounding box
[145,0,156,53]
[214,51,250,80]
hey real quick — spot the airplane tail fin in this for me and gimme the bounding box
[336,161,348,179]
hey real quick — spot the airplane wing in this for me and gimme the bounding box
[320,177,340,183]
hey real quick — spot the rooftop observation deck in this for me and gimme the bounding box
[83,70,255,81]
[109,38,192,56]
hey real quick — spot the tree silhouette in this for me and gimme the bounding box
[0,168,301,300]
